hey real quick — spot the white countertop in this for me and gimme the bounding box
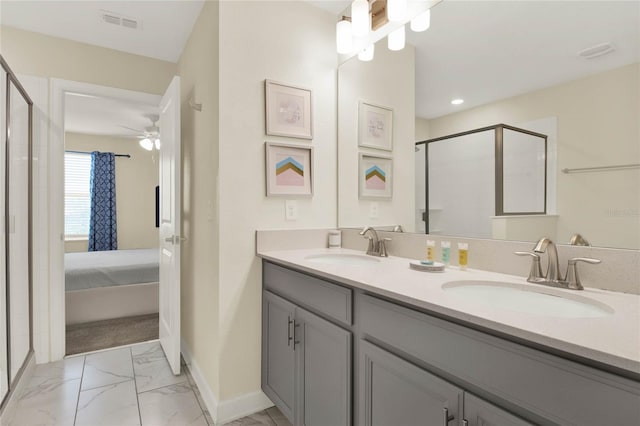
[258,247,640,376]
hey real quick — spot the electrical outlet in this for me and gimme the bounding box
[369,202,379,219]
[285,200,298,221]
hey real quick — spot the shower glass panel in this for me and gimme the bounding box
[427,130,495,238]
[502,128,546,213]
[8,80,30,383]
[0,68,7,401]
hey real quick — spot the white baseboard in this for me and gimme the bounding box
[0,352,36,425]
[180,339,219,421]
[180,339,274,425]
[217,390,274,425]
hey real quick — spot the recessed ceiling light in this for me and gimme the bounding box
[451,98,464,105]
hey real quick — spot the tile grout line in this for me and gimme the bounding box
[73,355,87,426]
[130,347,143,426]
[183,363,211,426]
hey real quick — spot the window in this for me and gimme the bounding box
[64,153,91,238]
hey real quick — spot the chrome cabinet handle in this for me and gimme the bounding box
[293,321,301,349]
[287,317,293,347]
[443,407,454,425]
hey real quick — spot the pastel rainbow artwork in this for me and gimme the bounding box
[276,156,305,186]
[365,165,386,190]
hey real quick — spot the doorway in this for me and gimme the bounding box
[63,93,161,355]
[48,78,181,373]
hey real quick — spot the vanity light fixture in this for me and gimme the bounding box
[410,9,431,32]
[358,44,375,61]
[388,25,405,51]
[387,0,407,22]
[336,17,354,54]
[351,0,370,37]
[451,98,464,105]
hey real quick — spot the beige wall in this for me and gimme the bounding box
[427,63,640,249]
[217,0,337,401]
[176,0,221,401]
[1,26,176,95]
[64,133,159,252]
[338,42,416,231]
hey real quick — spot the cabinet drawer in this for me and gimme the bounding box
[359,293,640,426]
[263,262,352,325]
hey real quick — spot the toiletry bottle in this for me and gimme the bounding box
[458,242,468,270]
[441,241,451,266]
[426,240,435,262]
[328,230,342,248]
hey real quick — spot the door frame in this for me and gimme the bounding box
[49,79,160,361]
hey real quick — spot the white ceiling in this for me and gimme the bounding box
[408,0,640,118]
[0,0,204,62]
[65,93,159,139]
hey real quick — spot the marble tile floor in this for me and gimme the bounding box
[7,340,289,426]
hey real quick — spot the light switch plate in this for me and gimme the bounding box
[369,202,379,219]
[285,200,298,221]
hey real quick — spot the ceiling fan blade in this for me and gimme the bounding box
[118,125,144,133]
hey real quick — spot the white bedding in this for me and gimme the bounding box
[65,248,159,291]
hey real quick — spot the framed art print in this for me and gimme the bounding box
[265,142,313,196]
[359,153,392,199]
[358,101,393,151]
[265,80,313,139]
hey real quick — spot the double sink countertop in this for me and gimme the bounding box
[257,247,640,377]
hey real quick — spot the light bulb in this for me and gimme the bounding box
[139,138,153,151]
[154,138,161,150]
[388,0,407,22]
[411,9,431,32]
[351,0,370,37]
[358,44,375,61]
[388,25,405,51]
[336,19,353,54]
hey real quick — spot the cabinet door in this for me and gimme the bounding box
[464,393,533,426]
[359,340,462,426]
[296,307,351,426]
[262,291,296,422]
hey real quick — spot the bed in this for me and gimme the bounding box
[65,248,159,325]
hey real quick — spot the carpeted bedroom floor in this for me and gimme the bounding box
[66,313,159,355]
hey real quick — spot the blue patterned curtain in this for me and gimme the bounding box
[88,152,117,251]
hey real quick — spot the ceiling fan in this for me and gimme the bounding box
[120,113,160,151]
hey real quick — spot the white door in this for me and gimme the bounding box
[159,76,181,374]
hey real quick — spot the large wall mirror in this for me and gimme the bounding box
[338,1,640,250]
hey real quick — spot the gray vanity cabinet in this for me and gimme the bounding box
[463,394,533,426]
[296,307,351,426]
[359,340,462,426]
[262,273,352,426]
[262,291,296,421]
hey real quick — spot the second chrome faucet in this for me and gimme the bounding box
[516,237,601,290]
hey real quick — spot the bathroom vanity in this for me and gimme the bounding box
[259,248,640,426]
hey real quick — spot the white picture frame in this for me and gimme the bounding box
[265,80,313,139]
[358,101,393,151]
[359,153,393,199]
[265,142,313,197]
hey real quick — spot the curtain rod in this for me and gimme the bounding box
[65,150,131,158]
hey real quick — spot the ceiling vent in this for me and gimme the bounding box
[99,10,141,30]
[578,42,615,59]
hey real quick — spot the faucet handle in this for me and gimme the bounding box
[514,251,544,282]
[565,257,601,290]
[379,238,391,257]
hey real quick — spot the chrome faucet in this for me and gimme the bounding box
[359,226,390,257]
[515,237,601,290]
[533,237,562,282]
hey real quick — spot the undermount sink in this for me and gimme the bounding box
[305,253,381,265]
[442,280,614,318]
